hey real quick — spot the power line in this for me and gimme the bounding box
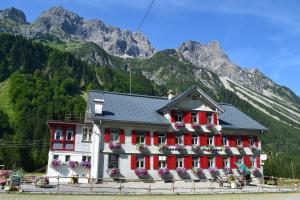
[137,0,156,32]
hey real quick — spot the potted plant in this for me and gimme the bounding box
[192,167,203,177]
[224,167,232,175]
[136,143,147,152]
[80,161,91,169]
[51,159,61,167]
[33,176,49,188]
[109,142,122,151]
[176,167,187,177]
[192,123,201,129]
[67,160,78,169]
[109,168,120,176]
[206,123,215,130]
[191,145,201,154]
[158,144,169,153]
[228,174,237,188]
[174,121,185,129]
[224,146,231,153]
[175,144,186,153]
[158,168,170,178]
[209,167,217,177]
[134,168,148,178]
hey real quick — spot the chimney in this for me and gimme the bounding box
[167,90,176,100]
[94,99,104,115]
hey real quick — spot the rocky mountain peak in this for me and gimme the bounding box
[0,7,28,24]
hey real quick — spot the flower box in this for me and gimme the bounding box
[136,143,147,152]
[206,123,215,130]
[224,146,231,153]
[191,145,201,153]
[175,144,186,153]
[209,167,217,176]
[224,167,232,175]
[67,161,78,169]
[51,159,61,167]
[134,168,148,178]
[192,167,203,177]
[33,176,49,188]
[0,170,12,178]
[80,161,91,169]
[208,145,216,151]
[192,123,201,129]
[158,144,169,152]
[109,142,122,151]
[109,168,120,176]
[174,122,185,129]
[176,167,187,177]
[158,168,170,177]
[200,146,209,151]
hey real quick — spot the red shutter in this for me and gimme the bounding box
[119,129,125,144]
[145,156,150,170]
[145,131,151,145]
[153,155,159,170]
[184,156,192,169]
[132,130,137,144]
[254,136,259,147]
[200,156,208,169]
[167,132,175,145]
[167,155,176,169]
[228,135,236,147]
[170,110,176,123]
[200,134,208,146]
[230,156,237,168]
[256,156,261,168]
[131,155,136,170]
[214,135,222,146]
[184,133,191,145]
[104,128,110,143]
[198,112,207,125]
[183,112,191,123]
[242,136,249,147]
[215,156,223,169]
[243,156,251,168]
[153,132,158,146]
[213,112,218,125]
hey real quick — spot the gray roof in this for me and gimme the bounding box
[219,103,267,131]
[88,90,267,131]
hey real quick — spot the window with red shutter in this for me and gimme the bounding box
[131,155,136,170]
[200,156,208,169]
[184,133,191,145]
[230,156,237,168]
[198,112,207,125]
[256,156,261,168]
[243,156,251,167]
[214,135,222,146]
[145,131,151,145]
[119,129,125,144]
[167,155,176,169]
[153,155,159,169]
[254,136,259,147]
[228,135,236,147]
[170,110,176,123]
[199,134,208,146]
[132,130,137,144]
[215,156,224,169]
[145,156,150,170]
[213,112,218,125]
[242,136,249,147]
[104,128,110,143]
[184,156,192,169]
[167,132,175,145]
[183,112,191,123]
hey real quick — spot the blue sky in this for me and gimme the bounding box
[1,0,300,96]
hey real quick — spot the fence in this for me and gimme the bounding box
[19,175,300,194]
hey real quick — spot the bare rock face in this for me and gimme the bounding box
[0,7,28,24]
[177,40,276,94]
[23,7,155,57]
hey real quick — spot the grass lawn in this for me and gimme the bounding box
[0,78,15,122]
[0,193,300,200]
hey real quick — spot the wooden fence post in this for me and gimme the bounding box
[57,176,60,193]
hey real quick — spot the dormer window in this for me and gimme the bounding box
[191,94,198,100]
[175,112,183,122]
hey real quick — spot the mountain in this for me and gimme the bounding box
[0,7,156,58]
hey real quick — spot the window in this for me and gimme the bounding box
[53,155,59,160]
[108,155,119,169]
[175,113,183,122]
[223,158,230,168]
[54,129,62,140]
[249,136,254,146]
[65,155,70,162]
[158,156,166,168]
[158,133,166,145]
[53,143,63,149]
[192,157,199,168]
[208,158,214,168]
[65,143,74,150]
[175,135,183,145]
[191,94,198,100]
[82,155,91,162]
[222,137,228,146]
[136,156,144,168]
[206,113,213,124]
[237,157,243,164]
[207,136,214,146]
[110,129,119,142]
[192,135,198,145]
[191,113,198,123]
[66,129,73,141]
[136,132,145,144]
[82,127,92,142]
[176,157,184,168]
[236,137,242,146]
